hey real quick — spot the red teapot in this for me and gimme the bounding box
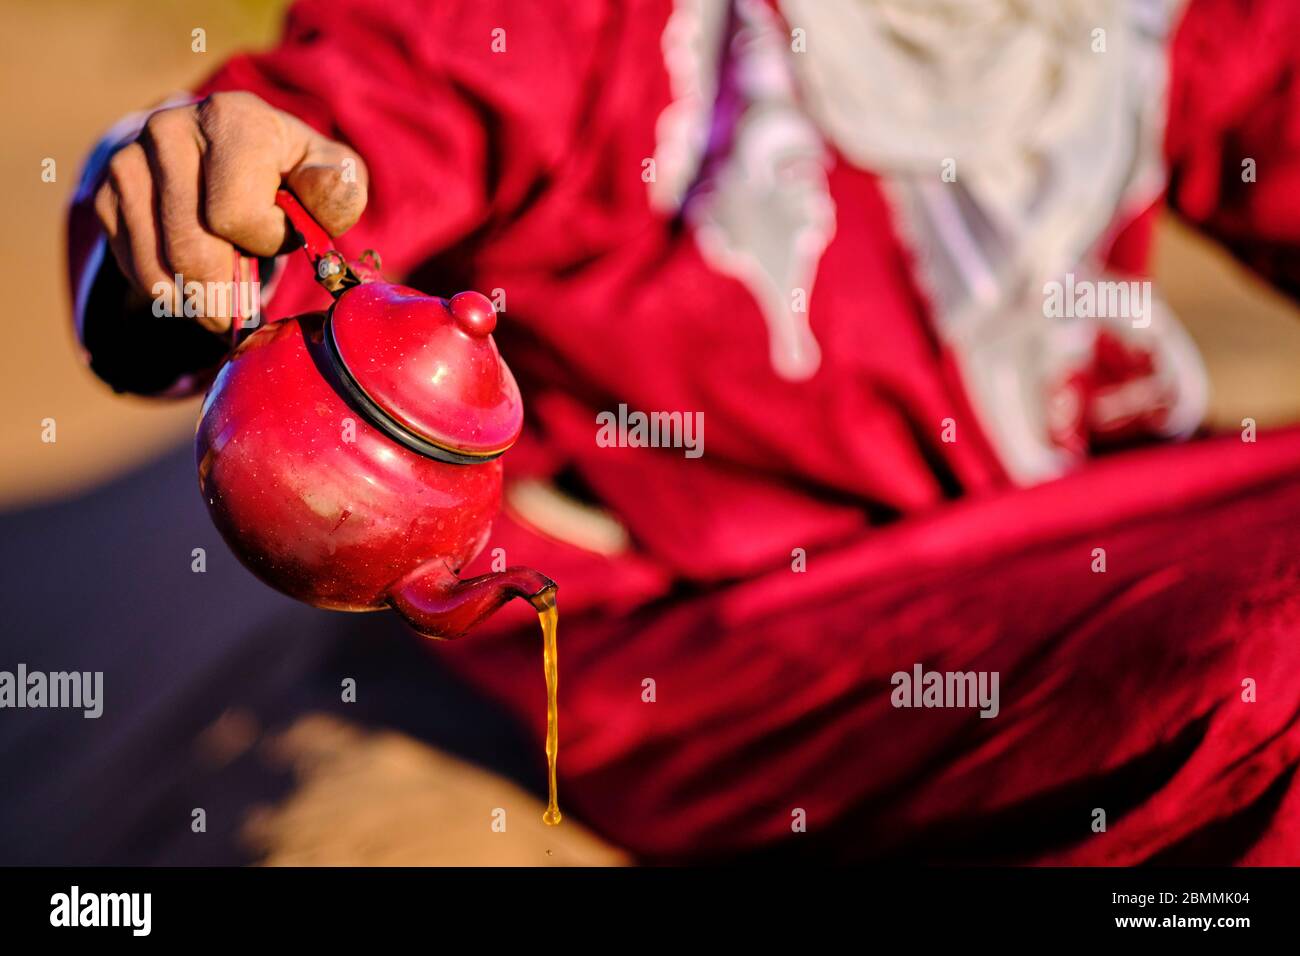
[196,190,555,638]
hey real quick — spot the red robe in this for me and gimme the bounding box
[68,0,1300,862]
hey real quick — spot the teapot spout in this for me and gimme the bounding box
[388,561,556,640]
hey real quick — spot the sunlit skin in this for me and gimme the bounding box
[93,91,369,331]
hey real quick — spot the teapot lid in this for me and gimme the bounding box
[326,285,523,462]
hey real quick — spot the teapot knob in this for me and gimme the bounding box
[448,291,497,338]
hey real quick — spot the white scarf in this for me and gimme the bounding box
[779,0,1182,331]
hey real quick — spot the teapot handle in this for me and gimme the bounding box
[223,190,319,348]
[274,189,336,262]
[274,188,380,297]
[225,189,377,350]
[228,248,259,351]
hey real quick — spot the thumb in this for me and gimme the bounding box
[284,146,368,238]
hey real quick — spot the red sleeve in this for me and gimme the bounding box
[1166,0,1300,298]
[68,0,605,393]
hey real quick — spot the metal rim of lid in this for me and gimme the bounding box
[322,311,512,466]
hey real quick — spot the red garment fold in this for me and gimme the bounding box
[445,429,1300,863]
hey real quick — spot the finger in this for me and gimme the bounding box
[199,92,369,254]
[283,121,368,237]
[198,92,298,256]
[95,182,147,305]
[140,106,235,331]
[197,93,360,253]
[102,143,173,304]
[93,178,121,252]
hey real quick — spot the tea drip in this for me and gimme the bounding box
[530,586,562,826]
